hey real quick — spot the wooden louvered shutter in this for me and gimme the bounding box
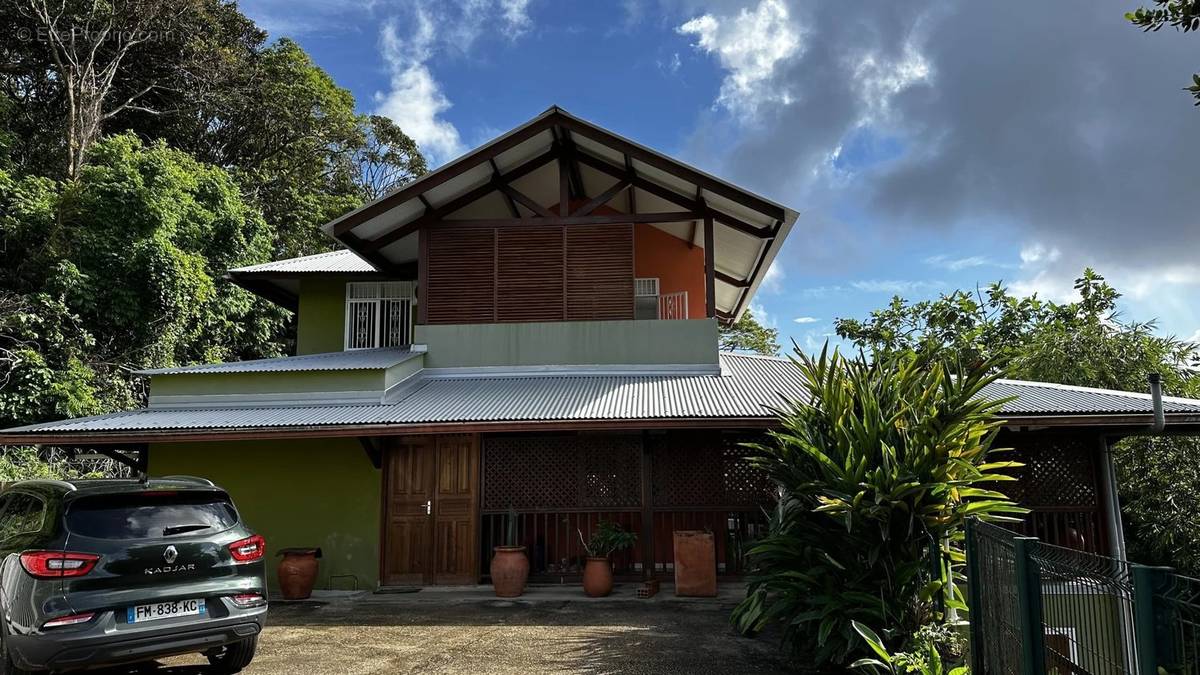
[425,228,496,324]
[565,223,634,320]
[496,227,565,321]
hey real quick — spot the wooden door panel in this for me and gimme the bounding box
[433,434,479,584]
[383,437,435,586]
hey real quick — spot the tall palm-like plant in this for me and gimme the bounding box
[732,346,1025,665]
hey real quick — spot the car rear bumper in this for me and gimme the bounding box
[9,604,266,671]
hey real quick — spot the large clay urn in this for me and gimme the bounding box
[276,548,321,600]
[491,546,530,597]
[582,557,613,597]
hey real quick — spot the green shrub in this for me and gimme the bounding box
[731,346,1024,665]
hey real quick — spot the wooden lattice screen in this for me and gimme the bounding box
[1003,435,1099,509]
[648,432,774,508]
[482,435,642,511]
[999,432,1109,553]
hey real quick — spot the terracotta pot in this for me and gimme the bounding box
[673,530,717,597]
[582,557,613,597]
[491,546,529,597]
[277,548,321,600]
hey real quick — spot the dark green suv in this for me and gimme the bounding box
[0,477,267,673]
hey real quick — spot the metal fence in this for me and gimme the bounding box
[967,517,1200,675]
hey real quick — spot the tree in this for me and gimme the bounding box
[354,115,427,201]
[16,0,197,178]
[1127,0,1200,105]
[732,347,1021,665]
[719,309,780,355]
[836,269,1200,575]
[0,134,284,428]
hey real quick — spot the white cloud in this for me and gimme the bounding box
[1019,243,1062,266]
[377,13,466,166]
[793,316,820,324]
[850,279,944,294]
[659,52,682,76]
[761,260,786,293]
[677,0,803,121]
[749,302,776,328]
[499,0,533,37]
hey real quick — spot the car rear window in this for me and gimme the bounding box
[66,492,239,540]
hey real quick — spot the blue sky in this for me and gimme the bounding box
[241,0,1200,354]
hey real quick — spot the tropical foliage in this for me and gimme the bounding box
[836,269,1200,576]
[851,621,969,675]
[719,309,780,355]
[0,0,426,443]
[731,347,1023,665]
[578,521,638,558]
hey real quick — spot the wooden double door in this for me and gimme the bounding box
[382,434,480,585]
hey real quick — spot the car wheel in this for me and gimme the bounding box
[206,635,257,674]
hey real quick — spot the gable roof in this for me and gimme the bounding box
[3,353,1198,444]
[322,106,800,320]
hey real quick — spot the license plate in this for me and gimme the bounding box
[127,598,206,624]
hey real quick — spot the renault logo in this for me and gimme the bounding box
[163,545,178,565]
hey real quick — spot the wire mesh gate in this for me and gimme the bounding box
[966,518,1200,675]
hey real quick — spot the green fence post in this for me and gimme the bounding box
[1133,564,1174,675]
[1014,537,1046,675]
[964,519,985,674]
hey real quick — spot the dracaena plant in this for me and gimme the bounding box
[731,345,1024,666]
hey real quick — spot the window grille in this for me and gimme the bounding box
[634,277,660,320]
[344,281,416,350]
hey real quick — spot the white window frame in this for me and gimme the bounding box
[344,281,417,350]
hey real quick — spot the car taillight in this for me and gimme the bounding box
[19,551,100,579]
[231,593,266,608]
[42,612,95,629]
[228,534,265,563]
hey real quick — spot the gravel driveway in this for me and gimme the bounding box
[93,586,801,674]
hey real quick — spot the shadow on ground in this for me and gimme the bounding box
[90,589,806,674]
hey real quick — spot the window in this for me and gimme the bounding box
[634,278,659,320]
[66,492,239,540]
[0,493,46,541]
[345,281,416,350]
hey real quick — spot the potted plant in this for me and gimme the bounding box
[490,506,529,597]
[577,521,637,597]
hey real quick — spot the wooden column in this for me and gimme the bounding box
[703,212,716,318]
[641,433,655,580]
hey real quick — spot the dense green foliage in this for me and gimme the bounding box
[1127,0,1200,105]
[732,347,1022,665]
[0,0,426,436]
[836,270,1200,575]
[719,309,781,355]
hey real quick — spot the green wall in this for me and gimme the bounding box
[415,318,719,368]
[151,369,384,397]
[149,438,381,592]
[296,278,346,355]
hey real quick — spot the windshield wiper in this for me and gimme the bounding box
[163,524,212,536]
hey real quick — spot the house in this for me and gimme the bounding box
[3,106,1200,592]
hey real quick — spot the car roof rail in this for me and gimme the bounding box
[10,479,78,492]
[158,475,216,487]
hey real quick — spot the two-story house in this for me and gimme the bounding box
[3,107,1200,591]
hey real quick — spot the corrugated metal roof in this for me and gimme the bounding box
[227,249,375,275]
[136,348,421,375]
[6,353,1200,436]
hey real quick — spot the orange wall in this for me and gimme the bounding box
[634,223,706,320]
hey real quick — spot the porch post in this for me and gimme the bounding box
[1098,435,1127,560]
[641,432,655,580]
[702,212,716,319]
